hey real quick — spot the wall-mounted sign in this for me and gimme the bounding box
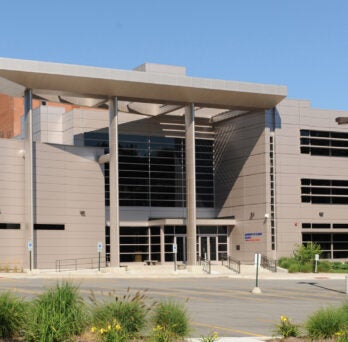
[244,232,262,242]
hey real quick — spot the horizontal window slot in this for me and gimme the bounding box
[34,224,65,230]
[0,223,20,229]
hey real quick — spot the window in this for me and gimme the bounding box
[34,224,65,230]
[85,132,214,208]
[300,129,348,157]
[301,178,348,204]
[0,223,20,229]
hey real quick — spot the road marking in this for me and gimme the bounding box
[192,321,265,337]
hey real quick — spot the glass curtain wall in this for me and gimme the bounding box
[85,132,215,208]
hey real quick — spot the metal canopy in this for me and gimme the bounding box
[0,58,287,112]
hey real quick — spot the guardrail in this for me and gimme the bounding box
[261,254,277,272]
[202,259,211,274]
[197,256,211,274]
[227,256,241,274]
[55,257,107,272]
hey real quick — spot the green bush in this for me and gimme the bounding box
[288,263,301,273]
[0,291,28,338]
[25,281,88,342]
[331,262,348,272]
[151,300,190,341]
[299,263,313,273]
[293,243,321,265]
[305,306,347,339]
[273,315,300,338]
[91,289,149,340]
[277,257,293,269]
[317,260,332,272]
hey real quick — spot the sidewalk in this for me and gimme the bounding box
[0,262,346,280]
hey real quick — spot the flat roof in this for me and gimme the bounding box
[0,58,287,110]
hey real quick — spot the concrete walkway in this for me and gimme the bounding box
[3,262,345,280]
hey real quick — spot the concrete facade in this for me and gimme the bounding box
[0,58,347,270]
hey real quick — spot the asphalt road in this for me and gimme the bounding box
[0,277,346,338]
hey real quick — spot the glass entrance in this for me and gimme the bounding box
[174,235,187,262]
[198,236,217,261]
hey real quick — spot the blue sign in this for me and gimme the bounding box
[244,232,262,242]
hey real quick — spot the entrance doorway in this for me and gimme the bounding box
[198,236,217,261]
[174,235,187,262]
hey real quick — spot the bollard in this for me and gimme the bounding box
[346,276,348,294]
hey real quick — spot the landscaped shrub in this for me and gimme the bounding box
[91,289,149,340]
[299,263,313,273]
[273,315,300,338]
[25,281,88,342]
[277,257,293,269]
[151,300,190,341]
[287,263,301,273]
[305,306,347,339]
[330,261,348,273]
[293,243,321,265]
[317,260,332,272]
[0,291,28,338]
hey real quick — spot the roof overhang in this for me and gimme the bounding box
[0,58,287,111]
[117,218,236,227]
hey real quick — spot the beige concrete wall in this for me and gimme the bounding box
[0,138,105,269]
[214,111,268,262]
[0,138,25,268]
[33,142,105,268]
[274,99,348,258]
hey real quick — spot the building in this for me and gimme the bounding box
[0,57,347,270]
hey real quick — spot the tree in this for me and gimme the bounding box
[293,243,321,265]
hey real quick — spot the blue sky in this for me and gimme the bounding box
[1,0,347,110]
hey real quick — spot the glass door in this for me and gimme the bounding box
[199,236,217,261]
[174,235,187,263]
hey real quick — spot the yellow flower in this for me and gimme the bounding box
[280,315,287,322]
[153,324,163,332]
[115,323,121,331]
[90,326,97,333]
[336,331,343,336]
[213,331,219,339]
[100,328,106,334]
[107,324,111,331]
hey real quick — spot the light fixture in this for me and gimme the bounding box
[264,213,270,219]
[336,117,348,125]
[249,212,255,219]
[319,212,324,217]
[80,210,86,216]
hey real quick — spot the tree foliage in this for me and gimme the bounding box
[293,243,321,265]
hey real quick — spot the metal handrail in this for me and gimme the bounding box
[197,256,211,274]
[261,254,277,272]
[55,257,107,272]
[202,258,211,274]
[227,256,241,274]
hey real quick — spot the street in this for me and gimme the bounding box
[0,276,346,337]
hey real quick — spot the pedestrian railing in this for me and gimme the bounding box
[260,254,277,272]
[226,256,241,274]
[55,257,107,272]
[202,259,211,274]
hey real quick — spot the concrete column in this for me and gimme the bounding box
[109,97,120,267]
[24,89,34,269]
[160,225,165,264]
[185,104,197,265]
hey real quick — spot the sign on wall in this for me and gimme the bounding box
[244,232,262,242]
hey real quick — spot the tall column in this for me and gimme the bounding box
[160,225,165,264]
[109,97,120,267]
[24,89,34,269]
[185,104,197,265]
